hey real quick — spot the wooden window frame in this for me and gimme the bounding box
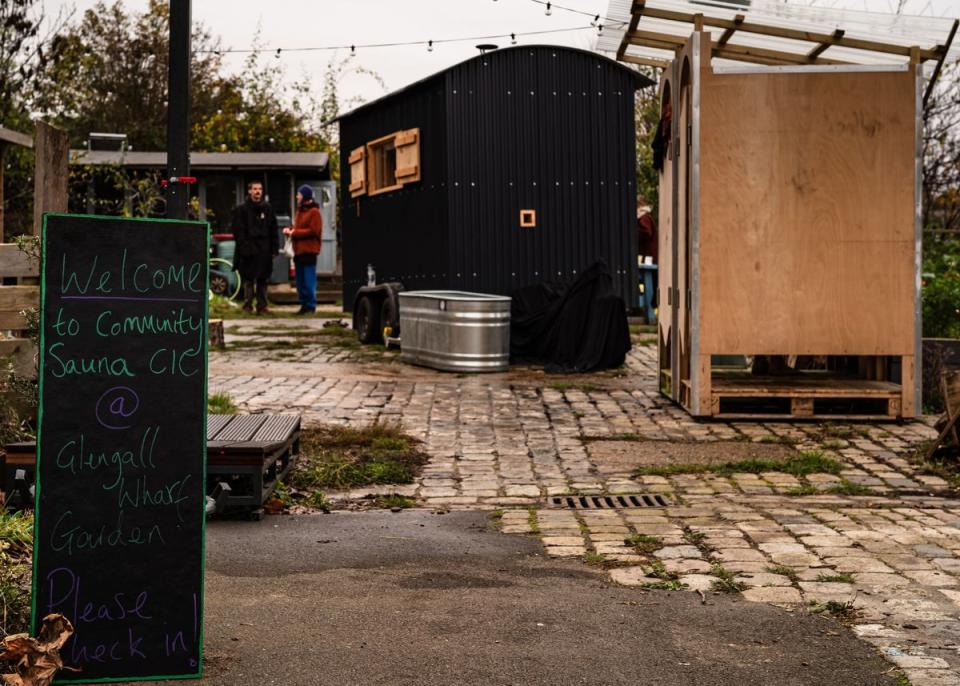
[366,132,403,197]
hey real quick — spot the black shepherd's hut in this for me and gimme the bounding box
[338,45,652,310]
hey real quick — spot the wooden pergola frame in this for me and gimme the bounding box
[617,0,959,97]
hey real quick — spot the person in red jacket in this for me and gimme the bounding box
[283,185,323,314]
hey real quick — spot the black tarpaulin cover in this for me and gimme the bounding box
[510,261,631,373]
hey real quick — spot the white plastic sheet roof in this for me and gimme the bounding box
[598,0,960,73]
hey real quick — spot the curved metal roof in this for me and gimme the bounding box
[336,43,655,122]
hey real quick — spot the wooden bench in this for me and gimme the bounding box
[2,413,300,517]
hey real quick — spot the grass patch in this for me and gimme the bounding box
[0,508,33,636]
[375,494,416,509]
[625,534,663,555]
[629,323,657,335]
[207,392,238,415]
[306,491,332,512]
[710,564,745,593]
[816,572,854,583]
[488,510,505,531]
[765,564,799,582]
[683,530,706,546]
[634,450,842,479]
[288,423,428,492]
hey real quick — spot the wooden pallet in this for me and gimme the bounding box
[2,414,300,514]
[707,374,903,419]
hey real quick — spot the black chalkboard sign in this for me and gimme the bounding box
[33,214,208,683]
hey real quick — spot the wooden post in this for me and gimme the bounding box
[166,0,192,220]
[32,121,69,236]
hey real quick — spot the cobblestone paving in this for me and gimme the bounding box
[210,318,960,684]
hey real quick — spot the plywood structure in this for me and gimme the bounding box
[657,31,921,419]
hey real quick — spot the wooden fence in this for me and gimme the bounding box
[0,243,39,376]
[0,122,67,378]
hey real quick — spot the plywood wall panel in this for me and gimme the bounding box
[697,69,916,356]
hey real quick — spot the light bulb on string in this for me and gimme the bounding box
[511,33,517,45]
[428,40,433,52]
[591,14,599,27]
[597,24,603,34]
[350,45,356,56]
[545,2,551,16]
[275,48,281,58]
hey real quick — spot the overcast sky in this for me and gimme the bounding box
[45,0,960,109]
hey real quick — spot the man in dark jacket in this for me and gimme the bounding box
[231,180,278,314]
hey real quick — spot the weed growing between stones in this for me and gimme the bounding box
[527,508,541,535]
[625,534,663,555]
[765,565,799,582]
[648,560,679,581]
[639,579,687,591]
[634,450,842,478]
[809,599,857,621]
[816,573,855,583]
[583,552,606,566]
[823,481,877,496]
[710,564,746,593]
[905,440,960,490]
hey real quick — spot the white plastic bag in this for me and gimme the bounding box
[282,235,295,259]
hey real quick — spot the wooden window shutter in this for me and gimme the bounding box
[394,128,421,184]
[348,145,366,197]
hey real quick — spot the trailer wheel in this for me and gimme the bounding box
[355,296,382,344]
[380,297,398,338]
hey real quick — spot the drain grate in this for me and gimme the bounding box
[549,494,671,509]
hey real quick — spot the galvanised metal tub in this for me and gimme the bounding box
[398,291,511,373]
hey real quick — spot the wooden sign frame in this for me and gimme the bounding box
[32,213,209,684]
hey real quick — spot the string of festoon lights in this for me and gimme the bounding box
[198,0,624,57]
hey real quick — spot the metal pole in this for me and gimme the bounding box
[166,0,191,220]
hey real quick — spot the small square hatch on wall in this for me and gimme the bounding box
[520,209,536,228]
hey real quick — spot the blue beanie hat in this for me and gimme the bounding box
[298,184,314,201]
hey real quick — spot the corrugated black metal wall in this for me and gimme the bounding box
[340,77,449,309]
[445,46,640,303]
[340,45,641,309]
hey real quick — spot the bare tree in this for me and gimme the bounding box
[923,61,960,235]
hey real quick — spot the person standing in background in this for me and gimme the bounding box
[637,199,657,265]
[232,180,278,314]
[283,185,323,315]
